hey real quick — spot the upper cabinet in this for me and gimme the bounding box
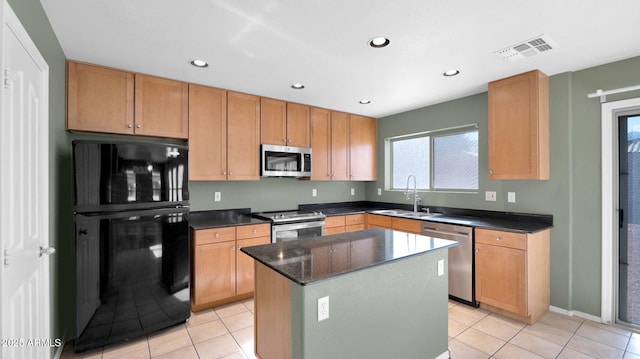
[310,110,376,181]
[188,84,227,181]
[261,98,310,147]
[349,114,377,181]
[488,70,549,180]
[67,61,134,135]
[227,92,261,181]
[134,74,189,138]
[67,61,188,139]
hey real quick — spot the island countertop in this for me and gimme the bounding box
[240,228,457,285]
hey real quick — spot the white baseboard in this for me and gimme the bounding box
[435,349,450,359]
[549,305,602,323]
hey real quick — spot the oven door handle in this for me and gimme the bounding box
[273,220,325,231]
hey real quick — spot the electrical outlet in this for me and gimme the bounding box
[377,188,382,196]
[214,192,221,202]
[318,296,329,321]
[350,188,355,196]
[508,192,516,203]
[485,191,496,201]
[438,259,444,276]
[312,188,317,197]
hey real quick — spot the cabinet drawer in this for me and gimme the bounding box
[346,224,365,232]
[391,217,422,234]
[236,223,271,239]
[345,214,365,225]
[326,216,346,228]
[367,214,391,228]
[195,227,236,245]
[475,228,526,250]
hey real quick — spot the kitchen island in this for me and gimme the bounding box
[241,229,457,359]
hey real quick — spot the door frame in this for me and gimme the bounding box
[0,0,51,354]
[601,97,640,325]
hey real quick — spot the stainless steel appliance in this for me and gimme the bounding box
[422,222,477,307]
[261,144,312,177]
[72,140,190,352]
[253,210,325,242]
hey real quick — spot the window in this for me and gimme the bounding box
[388,126,478,191]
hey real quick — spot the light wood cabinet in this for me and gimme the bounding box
[475,228,550,324]
[191,223,270,311]
[366,214,392,229]
[261,99,310,147]
[134,73,189,138]
[325,214,366,235]
[228,91,261,180]
[349,114,377,181]
[488,70,549,180]
[188,84,227,180]
[310,109,375,181]
[390,217,422,234]
[67,61,134,135]
[67,61,189,139]
[325,215,347,235]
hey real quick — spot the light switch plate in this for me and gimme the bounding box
[507,192,516,203]
[312,188,317,197]
[350,188,355,196]
[377,188,382,196]
[214,192,221,202]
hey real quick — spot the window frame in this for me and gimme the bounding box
[385,124,479,193]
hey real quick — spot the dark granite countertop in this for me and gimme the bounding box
[190,208,268,230]
[241,228,457,285]
[299,201,553,234]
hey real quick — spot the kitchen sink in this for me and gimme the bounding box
[370,209,440,220]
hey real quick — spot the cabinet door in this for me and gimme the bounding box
[310,107,332,180]
[475,243,527,316]
[236,236,270,295]
[366,214,391,229]
[488,70,549,180]
[330,111,350,180]
[286,103,311,147]
[193,241,236,305]
[391,217,422,234]
[134,74,189,139]
[67,61,134,134]
[349,114,377,180]
[188,84,227,180]
[228,92,261,180]
[261,98,287,145]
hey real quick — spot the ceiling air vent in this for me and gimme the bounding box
[495,35,558,62]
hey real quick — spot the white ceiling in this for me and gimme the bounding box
[40,0,640,118]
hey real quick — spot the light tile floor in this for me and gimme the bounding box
[61,299,640,359]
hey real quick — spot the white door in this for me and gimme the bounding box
[0,1,51,358]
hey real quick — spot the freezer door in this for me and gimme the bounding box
[74,208,190,352]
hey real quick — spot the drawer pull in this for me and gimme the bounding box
[215,233,220,238]
[495,237,501,241]
[252,229,257,234]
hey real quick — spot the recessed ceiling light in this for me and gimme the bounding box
[291,83,305,89]
[359,99,371,104]
[443,69,460,77]
[190,59,209,68]
[369,37,390,48]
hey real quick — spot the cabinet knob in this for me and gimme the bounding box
[223,171,227,175]
[489,170,494,175]
[229,171,233,175]
[495,236,501,241]
[215,233,220,238]
[252,229,257,234]
[288,139,292,143]
[475,249,479,253]
[127,124,133,128]
[136,124,141,128]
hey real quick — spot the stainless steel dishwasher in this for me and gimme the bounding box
[422,221,477,307]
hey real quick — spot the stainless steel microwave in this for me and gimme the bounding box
[261,144,312,177]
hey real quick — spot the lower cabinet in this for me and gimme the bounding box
[191,223,270,311]
[325,214,365,235]
[475,228,550,324]
[366,214,421,234]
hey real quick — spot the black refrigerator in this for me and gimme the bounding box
[73,140,191,352]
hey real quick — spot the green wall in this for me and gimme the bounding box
[369,56,640,316]
[11,0,640,344]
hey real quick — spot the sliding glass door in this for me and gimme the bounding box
[618,114,640,327]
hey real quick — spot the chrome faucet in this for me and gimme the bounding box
[404,174,421,212]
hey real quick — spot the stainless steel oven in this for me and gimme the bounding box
[253,210,325,243]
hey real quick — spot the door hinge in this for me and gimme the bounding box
[3,248,9,267]
[4,68,10,89]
